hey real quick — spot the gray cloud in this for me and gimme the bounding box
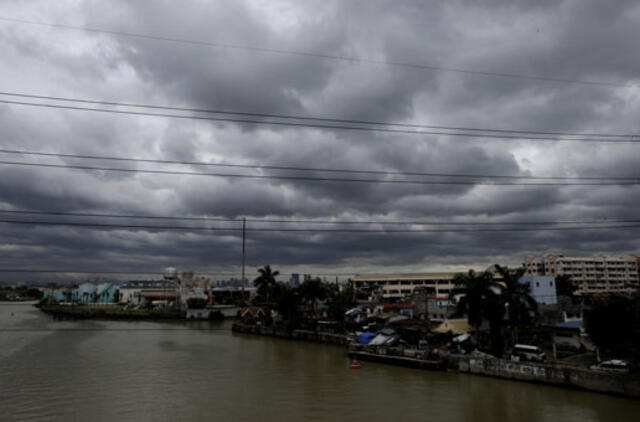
[0,0,639,282]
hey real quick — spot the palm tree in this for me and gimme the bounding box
[493,264,538,344]
[254,265,280,305]
[298,278,327,317]
[449,269,501,336]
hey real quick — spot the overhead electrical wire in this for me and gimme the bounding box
[0,160,638,186]
[0,268,356,276]
[1,209,639,227]
[2,98,639,143]
[1,218,639,233]
[0,91,636,140]
[1,148,637,181]
[0,16,629,88]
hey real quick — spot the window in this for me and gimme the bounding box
[550,282,553,286]
[536,282,540,287]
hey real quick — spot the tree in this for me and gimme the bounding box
[450,270,501,336]
[275,286,301,330]
[555,274,574,298]
[298,278,327,317]
[585,293,640,362]
[254,265,280,305]
[64,289,74,303]
[326,281,356,328]
[484,293,507,357]
[493,264,538,344]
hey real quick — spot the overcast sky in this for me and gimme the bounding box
[1,0,640,282]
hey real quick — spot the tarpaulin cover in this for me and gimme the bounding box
[357,332,377,344]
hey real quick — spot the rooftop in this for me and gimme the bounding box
[354,272,461,281]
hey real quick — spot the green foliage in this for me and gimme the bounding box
[187,298,206,309]
[298,278,327,315]
[326,281,356,324]
[493,264,537,338]
[254,265,280,305]
[450,269,499,330]
[555,274,575,297]
[275,286,300,330]
[585,294,640,362]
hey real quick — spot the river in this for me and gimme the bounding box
[1,303,638,421]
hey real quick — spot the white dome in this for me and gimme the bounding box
[163,267,178,279]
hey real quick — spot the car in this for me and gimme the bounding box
[590,360,630,373]
[510,344,546,362]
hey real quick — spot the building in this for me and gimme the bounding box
[353,272,457,300]
[523,253,639,295]
[427,296,456,322]
[119,280,178,306]
[518,275,557,305]
[288,273,300,287]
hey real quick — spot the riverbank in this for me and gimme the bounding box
[348,350,445,370]
[232,322,640,398]
[451,355,640,398]
[231,322,347,345]
[37,303,185,320]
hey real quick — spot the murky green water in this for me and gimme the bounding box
[1,303,638,421]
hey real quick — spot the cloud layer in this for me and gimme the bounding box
[1,0,639,282]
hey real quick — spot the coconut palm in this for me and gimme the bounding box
[254,265,280,305]
[449,269,501,335]
[493,264,538,344]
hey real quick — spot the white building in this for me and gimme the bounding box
[353,272,457,300]
[519,275,557,305]
[523,253,639,295]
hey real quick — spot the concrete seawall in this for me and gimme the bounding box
[231,323,347,345]
[451,356,640,398]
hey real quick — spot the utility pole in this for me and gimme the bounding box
[241,217,246,303]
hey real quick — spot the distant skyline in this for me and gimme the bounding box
[1,0,640,282]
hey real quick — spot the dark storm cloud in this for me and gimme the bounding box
[0,0,639,282]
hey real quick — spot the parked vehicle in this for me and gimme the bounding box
[590,360,630,373]
[511,344,546,362]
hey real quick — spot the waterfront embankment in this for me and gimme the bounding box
[451,356,640,398]
[37,303,185,320]
[231,322,347,345]
[232,322,640,398]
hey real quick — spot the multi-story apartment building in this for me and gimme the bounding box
[353,272,457,300]
[523,253,639,295]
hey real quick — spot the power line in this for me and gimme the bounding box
[0,268,356,276]
[0,91,636,140]
[2,99,639,143]
[0,16,629,88]
[1,160,639,186]
[2,148,638,181]
[1,209,640,227]
[0,328,230,332]
[1,218,639,233]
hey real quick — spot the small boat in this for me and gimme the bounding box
[350,360,361,369]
